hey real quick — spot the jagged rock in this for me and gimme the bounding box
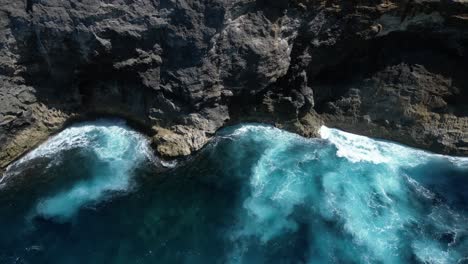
[1,0,467,170]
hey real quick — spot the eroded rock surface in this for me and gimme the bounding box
[1,0,467,168]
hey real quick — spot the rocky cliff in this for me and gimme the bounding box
[1,0,467,169]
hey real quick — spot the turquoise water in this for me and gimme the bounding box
[0,120,467,263]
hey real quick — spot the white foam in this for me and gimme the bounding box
[1,119,155,221]
[160,159,178,168]
[228,124,308,144]
[319,126,409,164]
[412,240,457,264]
[224,124,468,263]
[318,126,468,167]
[34,120,154,220]
[0,174,6,189]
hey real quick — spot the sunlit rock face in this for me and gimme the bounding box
[0,121,467,263]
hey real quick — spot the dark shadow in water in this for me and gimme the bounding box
[402,159,468,212]
[1,124,468,264]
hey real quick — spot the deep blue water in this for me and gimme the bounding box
[0,120,467,264]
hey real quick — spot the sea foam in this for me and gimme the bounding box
[4,120,154,221]
[225,124,468,264]
[0,123,467,263]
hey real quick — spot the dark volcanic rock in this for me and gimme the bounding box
[1,0,467,168]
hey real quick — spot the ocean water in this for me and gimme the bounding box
[0,120,467,264]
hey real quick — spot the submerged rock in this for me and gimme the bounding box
[0,0,467,168]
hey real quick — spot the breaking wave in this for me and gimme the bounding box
[2,119,154,221]
[0,122,466,263]
[223,125,468,263]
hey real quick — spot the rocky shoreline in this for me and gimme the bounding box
[1,0,467,170]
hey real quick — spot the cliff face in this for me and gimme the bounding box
[1,0,467,168]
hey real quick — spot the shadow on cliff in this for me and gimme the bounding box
[310,31,468,118]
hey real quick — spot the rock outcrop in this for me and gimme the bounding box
[1,0,467,169]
